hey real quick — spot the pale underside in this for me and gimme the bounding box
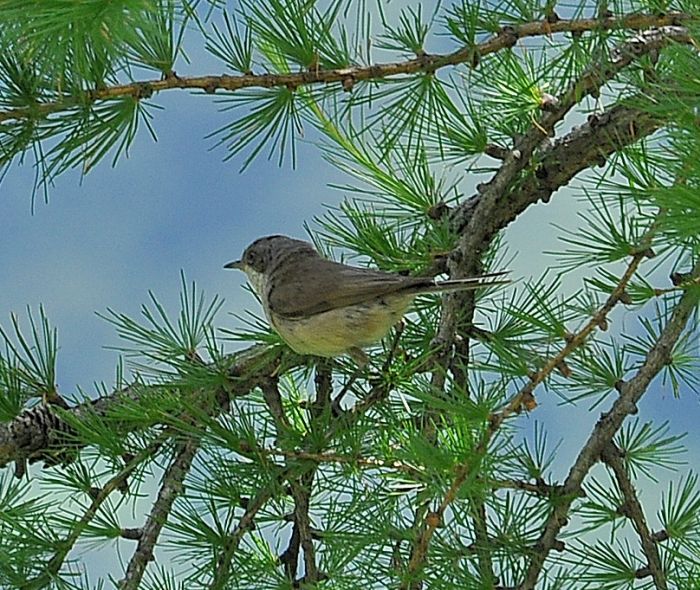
[242,261,499,360]
[269,294,414,357]
[244,265,415,357]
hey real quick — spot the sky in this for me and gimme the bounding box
[0,0,698,584]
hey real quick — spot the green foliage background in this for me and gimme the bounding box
[0,1,698,589]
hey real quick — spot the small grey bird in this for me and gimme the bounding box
[225,235,507,362]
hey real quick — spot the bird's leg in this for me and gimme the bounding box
[332,321,406,414]
[348,347,369,368]
[381,320,405,374]
[331,366,361,415]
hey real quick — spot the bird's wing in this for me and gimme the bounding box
[267,258,425,319]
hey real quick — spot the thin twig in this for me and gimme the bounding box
[280,521,301,580]
[120,528,143,540]
[601,443,667,590]
[118,436,200,589]
[0,15,691,124]
[332,323,404,414]
[292,371,323,583]
[404,500,431,589]
[21,434,168,590]
[469,499,496,586]
[314,358,333,413]
[260,377,291,433]
[653,274,700,295]
[210,486,275,589]
[491,249,650,431]
[344,379,394,418]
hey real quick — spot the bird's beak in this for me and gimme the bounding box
[224,259,243,270]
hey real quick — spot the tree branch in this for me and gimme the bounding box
[452,103,661,246]
[491,244,653,430]
[260,376,291,434]
[469,499,496,586]
[21,433,168,590]
[0,345,292,470]
[439,24,687,379]
[279,521,301,581]
[0,14,691,124]
[210,486,275,589]
[518,260,700,590]
[601,442,667,590]
[289,472,320,584]
[453,24,688,245]
[0,31,683,476]
[269,371,323,585]
[402,25,687,582]
[405,219,660,581]
[118,435,200,589]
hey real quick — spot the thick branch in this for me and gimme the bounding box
[452,25,688,249]
[290,473,320,584]
[403,26,686,580]
[601,443,667,590]
[0,14,691,124]
[451,103,660,249]
[518,261,700,590]
[0,345,293,470]
[440,25,687,370]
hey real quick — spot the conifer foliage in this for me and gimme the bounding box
[0,1,699,588]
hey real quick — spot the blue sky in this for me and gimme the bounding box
[0,90,347,390]
[0,1,698,583]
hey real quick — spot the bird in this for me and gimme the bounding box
[225,235,507,363]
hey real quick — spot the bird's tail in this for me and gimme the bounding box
[423,271,510,293]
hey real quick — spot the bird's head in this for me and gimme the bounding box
[225,235,317,294]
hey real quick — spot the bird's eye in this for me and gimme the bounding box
[246,250,264,271]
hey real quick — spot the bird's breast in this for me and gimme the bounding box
[269,295,413,357]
